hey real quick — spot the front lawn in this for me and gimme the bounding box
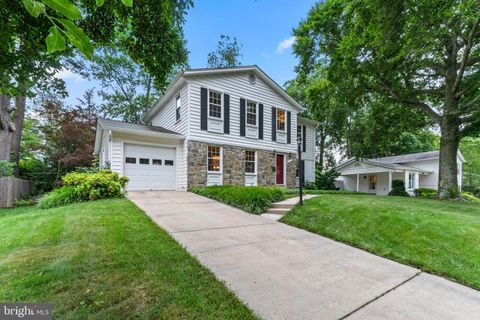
[0,199,257,319]
[281,195,480,290]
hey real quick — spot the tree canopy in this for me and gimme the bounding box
[294,0,480,197]
[207,35,243,68]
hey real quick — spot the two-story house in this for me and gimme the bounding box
[93,65,317,191]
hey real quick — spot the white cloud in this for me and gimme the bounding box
[276,36,296,54]
[54,68,84,82]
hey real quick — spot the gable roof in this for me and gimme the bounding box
[335,158,431,174]
[93,118,183,154]
[369,150,465,163]
[335,149,465,174]
[143,65,304,122]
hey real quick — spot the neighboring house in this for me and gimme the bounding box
[94,65,317,191]
[335,150,465,196]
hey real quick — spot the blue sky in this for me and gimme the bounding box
[60,0,316,105]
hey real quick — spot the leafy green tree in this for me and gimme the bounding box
[294,0,480,198]
[207,35,243,68]
[74,48,157,123]
[1,0,191,167]
[460,137,480,189]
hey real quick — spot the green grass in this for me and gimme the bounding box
[0,199,257,319]
[281,195,480,290]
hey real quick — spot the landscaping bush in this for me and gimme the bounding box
[191,185,284,214]
[414,188,437,198]
[63,170,128,200]
[388,180,410,197]
[39,170,128,209]
[39,186,80,208]
[314,168,339,190]
[0,160,14,177]
[461,191,480,203]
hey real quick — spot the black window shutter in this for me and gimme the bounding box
[200,87,208,130]
[224,94,230,134]
[302,125,306,152]
[287,111,291,144]
[258,103,264,139]
[271,107,277,141]
[240,98,246,137]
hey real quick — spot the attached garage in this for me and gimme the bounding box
[94,118,185,191]
[123,143,177,190]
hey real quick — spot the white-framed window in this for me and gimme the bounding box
[209,90,222,119]
[277,109,286,132]
[208,145,221,172]
[246,100,257,126]
[408,173,414,189]
[175,93,181,121]
[245,150,256,174]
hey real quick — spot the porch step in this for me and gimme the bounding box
[271,203,295,209]
[266,208,290,215]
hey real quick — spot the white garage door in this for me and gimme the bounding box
[123,143,176,190]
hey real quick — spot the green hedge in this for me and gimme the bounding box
[191,185,284,214]
[39,170,128,209]
[461,191,480,203]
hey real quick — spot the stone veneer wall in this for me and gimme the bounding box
[187,140,208,188]
[187,140,297,189]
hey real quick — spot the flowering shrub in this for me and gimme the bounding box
[39,170,128,208]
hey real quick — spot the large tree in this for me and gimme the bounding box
[294,0,480,198]
[74,47,157,123]
[1,0,191,170]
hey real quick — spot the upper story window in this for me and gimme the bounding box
[175,93,181,121]
[277,109,286,132]
[209,90,222,118]
[246,100,257,126]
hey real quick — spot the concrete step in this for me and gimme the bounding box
[266,208,290,215]
[271,203,294,209]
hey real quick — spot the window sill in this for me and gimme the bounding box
[208,171,222,174]
[245,172,257,176]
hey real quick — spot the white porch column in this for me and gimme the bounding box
[404,170,409,189]
[414,172,420,189]
[356,174,359,192]
[388,171,393,193]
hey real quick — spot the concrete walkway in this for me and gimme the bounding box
[128,191,480,320]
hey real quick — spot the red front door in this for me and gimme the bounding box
[276,154,285,185]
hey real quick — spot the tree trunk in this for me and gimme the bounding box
[438,117,461,198]
[0,94,12,161]
[10,96,26,176]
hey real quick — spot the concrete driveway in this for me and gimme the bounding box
[129,191,480,320]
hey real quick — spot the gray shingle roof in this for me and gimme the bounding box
[97,118,181,136]
[369,151,439,164]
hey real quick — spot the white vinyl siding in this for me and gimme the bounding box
[187,72,298,154]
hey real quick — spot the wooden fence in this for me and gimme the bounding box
[0,177,32,208]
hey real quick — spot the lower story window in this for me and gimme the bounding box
[208,146,221,172]
[245,150,256,174]
[369,175,377,190]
